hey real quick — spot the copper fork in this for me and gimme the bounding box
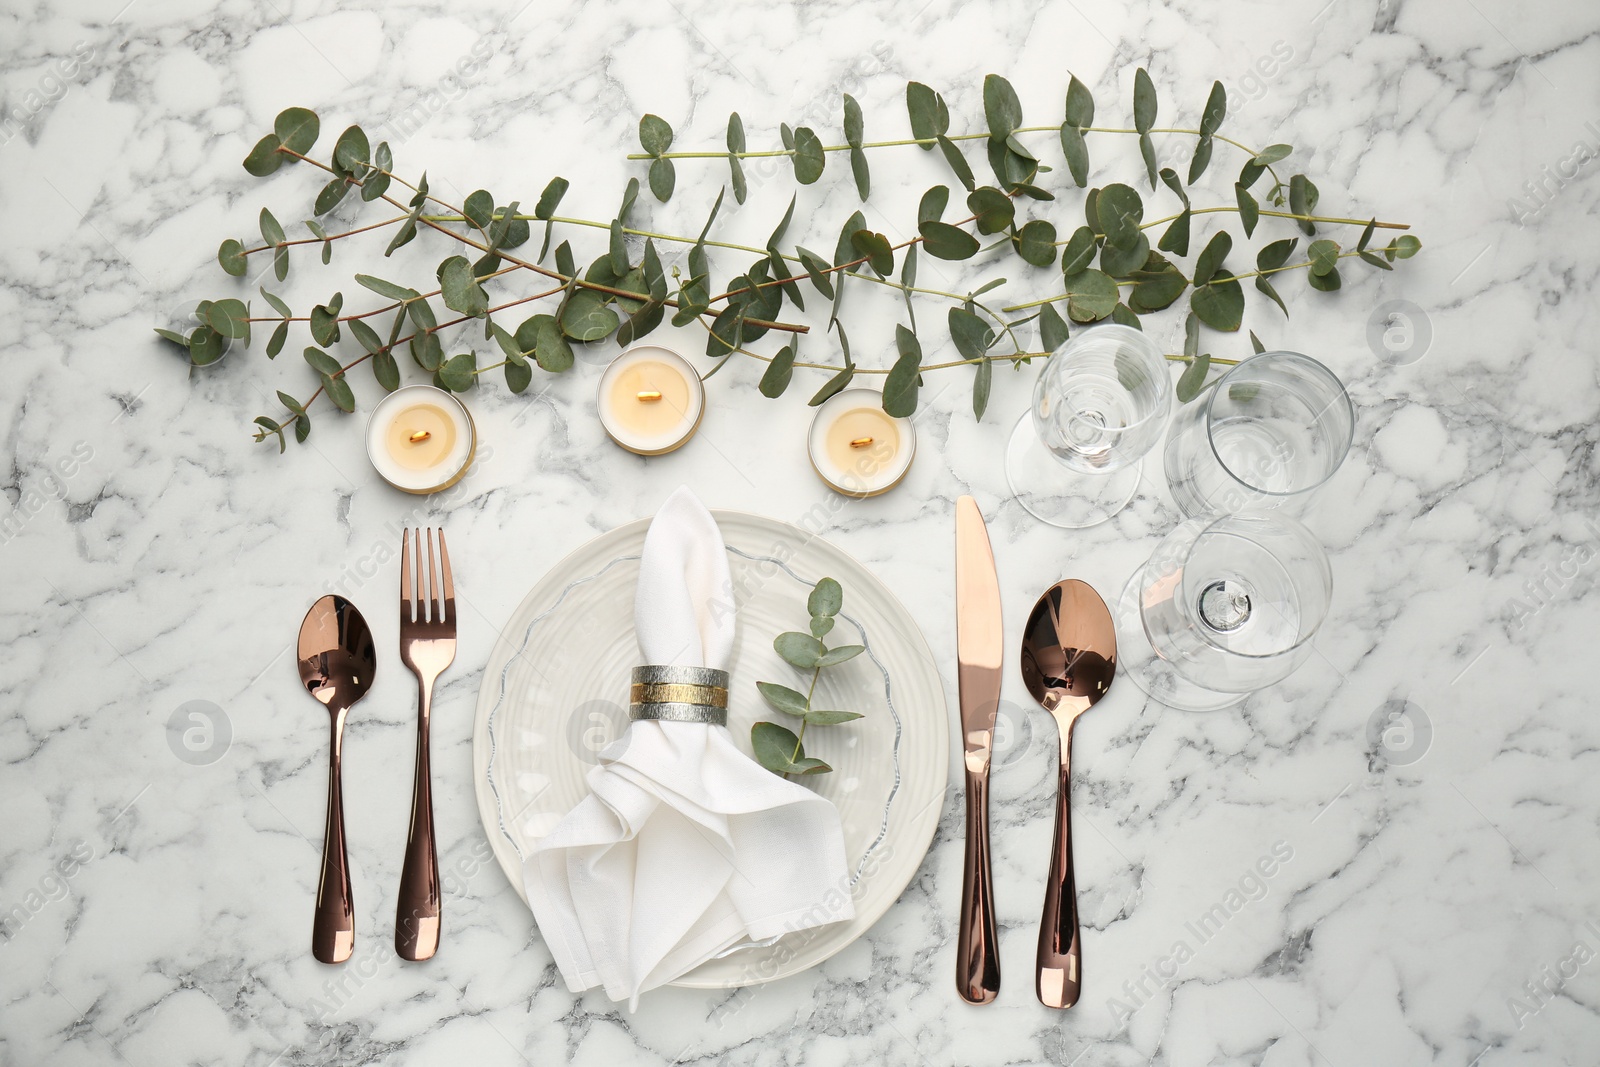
[396,527,456,961]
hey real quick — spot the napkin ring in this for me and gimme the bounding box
[629,665,729,726]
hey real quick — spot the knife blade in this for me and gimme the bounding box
[955,494,1002,1004]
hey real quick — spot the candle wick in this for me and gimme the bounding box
[849,436,874,449]
[408,430,431,443]
[637,391,663,402]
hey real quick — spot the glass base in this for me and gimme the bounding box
[1114,569,1247,712]
[1006,415,1142,529]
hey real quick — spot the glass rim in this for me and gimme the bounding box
[1177,512,1334,659]
[1201,350,1354,499]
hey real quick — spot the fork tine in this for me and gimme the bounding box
[437,528,455,622]
[400,527,413,622]
[427,527,441,624]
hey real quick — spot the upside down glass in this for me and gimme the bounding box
[1115,511,1332,712]
[1164,351,1354,518]
[1006,324,1174,528]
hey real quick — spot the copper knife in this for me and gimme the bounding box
[955,495,1003,1004]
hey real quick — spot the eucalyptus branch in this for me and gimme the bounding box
[279,147,809,337]
[172,71,1420,455]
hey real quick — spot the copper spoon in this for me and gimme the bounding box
[1020,579,1117,1009]
[297,594,376,964]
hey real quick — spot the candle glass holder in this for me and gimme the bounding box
[1163,351,1354,518]
[807,388,916,497]
[1005,324,1173,528]
[1114,511,1332,711]
[366,385,476,494]
[597,345,704,455]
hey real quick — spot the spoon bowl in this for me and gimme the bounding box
[297,594,376,964]
[1020,579,1117,1009]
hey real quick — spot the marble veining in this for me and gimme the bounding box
[3,0,1600,1064]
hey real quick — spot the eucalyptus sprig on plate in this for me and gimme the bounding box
[752,578,864,778]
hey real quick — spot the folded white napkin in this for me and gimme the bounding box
[523,487,854,1006]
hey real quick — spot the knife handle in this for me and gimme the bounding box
[1037,730,1081,1008]
[957,766,1000,1004]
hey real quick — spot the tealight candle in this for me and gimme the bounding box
[597,345,704,455]
[366,385,476,494]
[808,387,916,497]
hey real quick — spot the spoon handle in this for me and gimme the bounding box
[313,718,355,964]
[957,766,1001,1003]
[1037,730,1080,1008]
[396,673,442,961]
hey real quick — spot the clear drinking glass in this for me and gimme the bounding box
[1115,511,1332,711]
[1163,351,1353,518]
[1006,324,1174,528]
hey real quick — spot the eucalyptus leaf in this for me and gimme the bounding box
[918,220,979,261]
[1061,226,1098,274]
[504,358,532,393]
[321,372,355,412]
[648,156,675,202]
[948,306,995,359]
[1176,352,1211,402]
[1308,239,1341,276]
[558,290,619,342]
[775,631,826,669]
[757,681,810,718]
[983,73,1023,140]
[1062,268,1120,322]
[1100,232,1150,278]
[1289,174,1319,235]
[1039,301,1070,351]
[883,325,922,417]
[437,256,488,317]
[437,352,476,391]
[1013,219,1057,266]
[218,239,246,276]
[1095,183,1144,249]
[803,710,863,727]
[243,134,283,176]
[1190,278,1245,330]
[936,134,975,191]
[792,127,825,184]
[967,186,1015,235]
[1060,124,1089,186]
[851,230,894,276]
[348,317,383,354]
[817,644,865,667]
[373,350,400,391]
[356,274,417,301]
[1158,209,1191,256]
[906,82,946,148]
[1236,184,1260,237]
[808,576,843,619]
[918,185,950,225]
[1133,68,1157,133]
[1193,231,1233,287]
[333,125,370,174]
[534,177,569,220]
[638,113,673,156]
[972,358,993,420]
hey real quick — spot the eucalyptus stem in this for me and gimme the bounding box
[1135,204,1409,233]
[628,124,1261,160]
[1002,248,1376,313]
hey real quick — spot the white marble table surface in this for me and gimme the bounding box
[4,0,1599,1063]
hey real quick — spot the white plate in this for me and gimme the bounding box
[472,510,948,988]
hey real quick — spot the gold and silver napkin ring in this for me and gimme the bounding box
[629,665,729,726]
